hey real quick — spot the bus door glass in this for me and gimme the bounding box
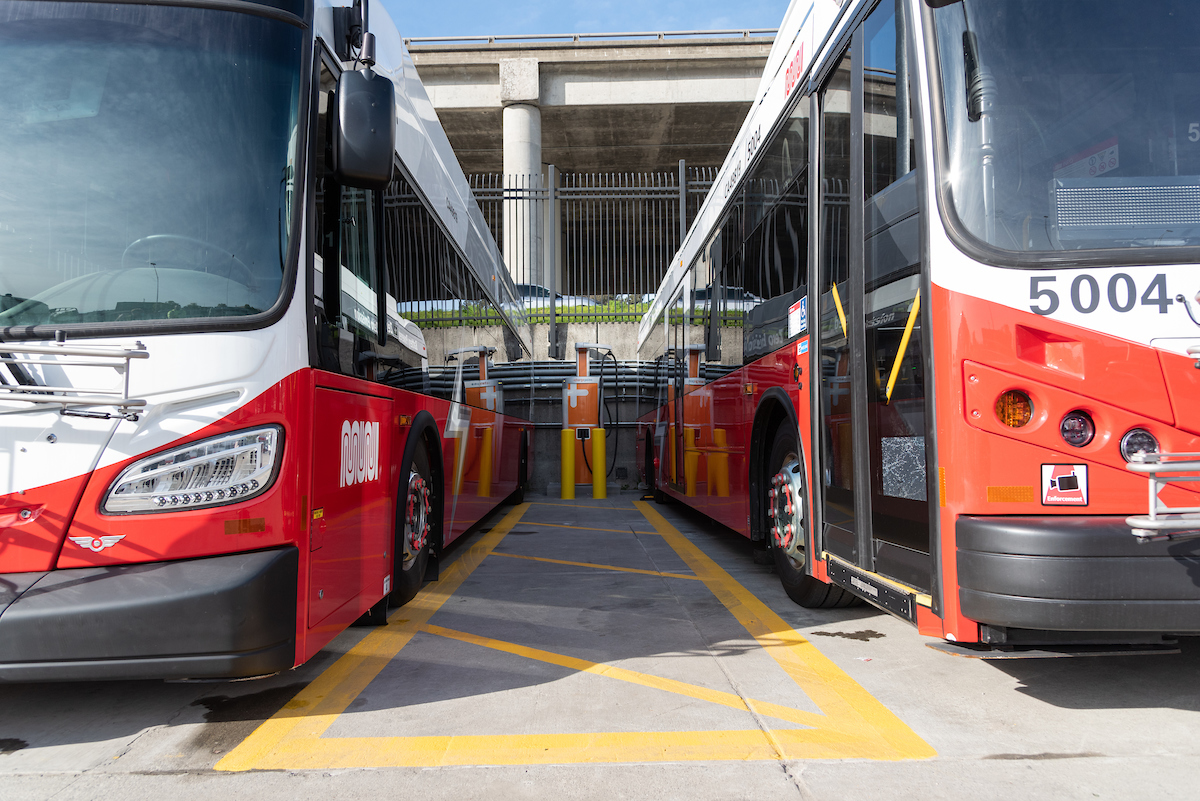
[817,0,929,587]
[668,278,689,490]
[862,0,929,589]
[818,50,858,562]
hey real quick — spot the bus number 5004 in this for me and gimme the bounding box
[1029,273,1173,316]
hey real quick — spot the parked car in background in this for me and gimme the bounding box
[694,286,763,312]
[516,283,597,308]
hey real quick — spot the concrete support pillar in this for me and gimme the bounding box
[502,103,541,177]
[500,59,542,286]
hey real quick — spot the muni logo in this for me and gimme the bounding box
[340,420,381,487]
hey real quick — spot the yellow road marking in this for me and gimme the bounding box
[245,728,884,768]
[635,501,934,760]
[215,503,530,772]
[218,500,933,770]
[491,551,699,580]
[525,520,660,535]
[420,623,822,728]
[530,501,637,510]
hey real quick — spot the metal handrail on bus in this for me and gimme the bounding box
[1125,451,1200,542]
[0,342,149,416]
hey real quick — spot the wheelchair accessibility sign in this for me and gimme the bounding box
[1042,464,1088,506]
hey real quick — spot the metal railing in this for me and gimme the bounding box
[0,342,148,417]
[405,29,776,46]
[1126,450,1200,542]
[470,163,716,323]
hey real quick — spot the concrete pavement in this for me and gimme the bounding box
[2,495,1199,799]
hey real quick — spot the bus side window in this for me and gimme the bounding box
[863,0,915,198]
[313,57,381,377]
[741,94,811,364]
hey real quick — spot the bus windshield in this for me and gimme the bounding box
[0,2,303,333]
[931,0,1200,256]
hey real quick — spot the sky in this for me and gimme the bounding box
[378,0,789,40]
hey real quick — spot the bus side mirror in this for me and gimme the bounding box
[333,67,396,190]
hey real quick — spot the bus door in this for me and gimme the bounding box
[309,56,393,627]
[817,0,931,591]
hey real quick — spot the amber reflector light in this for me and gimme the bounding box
[995,390,1033,427]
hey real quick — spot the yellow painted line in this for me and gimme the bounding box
[215,503,532,772]
[527,520,659,535]
[530,501,638,511]
[491,551,700,580]
[244,728,881,768]
[420,623,822,729]
[635,501,935,761]
[219,500,933,771]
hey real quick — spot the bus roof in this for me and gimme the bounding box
[636,0,851,350]
[316,0,531,355]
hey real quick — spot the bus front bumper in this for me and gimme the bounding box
[0,547,297,682]
[958,516,1200,634]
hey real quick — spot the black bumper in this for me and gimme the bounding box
[957,517,1200,633]
[0,547,297,682]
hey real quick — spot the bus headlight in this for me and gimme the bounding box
[103,426,283,514]
[1060,411,1095,448]
[1119,428,1159,463]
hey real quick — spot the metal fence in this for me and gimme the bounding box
[469,162,716,322]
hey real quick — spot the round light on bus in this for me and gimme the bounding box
[1060,411,1095,447]
[1120,429,1159,462]
[995,390,1033,428]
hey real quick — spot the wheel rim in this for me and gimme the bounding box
[768,456,805,560]
[403,469,431,565]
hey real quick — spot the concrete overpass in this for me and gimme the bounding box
[406,31,777,175]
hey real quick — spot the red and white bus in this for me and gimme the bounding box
[639,0,1200,654]
[0,0,531,681]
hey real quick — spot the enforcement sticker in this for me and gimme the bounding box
[1041,464,1088,506]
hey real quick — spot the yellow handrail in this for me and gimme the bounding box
[885,290,921,404]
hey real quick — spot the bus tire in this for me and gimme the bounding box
[767,426,858,609]
[391,443,433,608]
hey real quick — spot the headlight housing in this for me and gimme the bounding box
[1119,428,1159,463]
[103,426,283,514]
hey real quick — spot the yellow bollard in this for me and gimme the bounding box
[592,428,606,499]
[667,424,676,484]
[477,427,492,497]
[684,428,699,497]
[561,428,576,500]
[710,428,729,497]
[452,433,466,498]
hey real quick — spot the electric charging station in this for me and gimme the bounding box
[561,342,610,499]
[447,346,499,498]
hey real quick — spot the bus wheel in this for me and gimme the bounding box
[391,445,433,607]
[766,427,857,609]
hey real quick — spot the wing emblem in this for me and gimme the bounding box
[69,535,125,553]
